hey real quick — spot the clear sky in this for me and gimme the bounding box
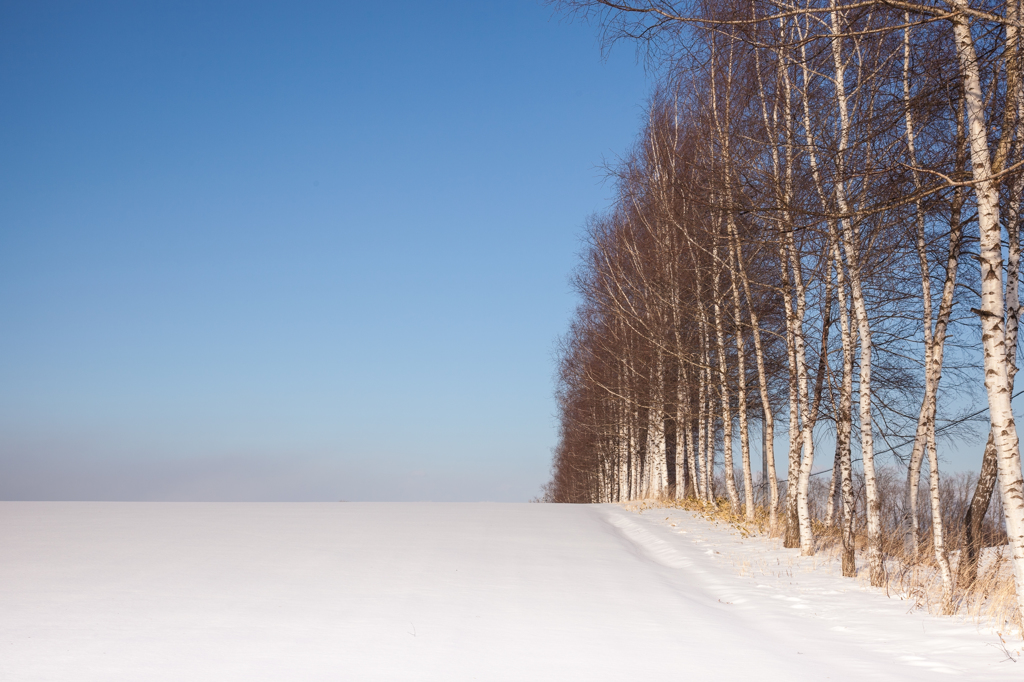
[0,1,652,501]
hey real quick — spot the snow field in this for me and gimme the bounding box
[0,501,1017,680]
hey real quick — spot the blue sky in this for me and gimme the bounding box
[0,1,652,501]
[2,1,1003,503]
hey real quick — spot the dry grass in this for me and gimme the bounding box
[627,489,1021,637]
[625,495,770,538]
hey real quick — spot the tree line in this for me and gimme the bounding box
[545,0,1024,620]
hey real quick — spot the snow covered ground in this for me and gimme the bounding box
[0,501,1018,680]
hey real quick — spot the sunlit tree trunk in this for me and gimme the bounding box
[831,242,857,576]
[964,63,1024,585]
[727,228,755,520]
[712,236,740,513]
[949,0,1024,615]
[647,349,669,498]
[698,330,712,502]
[732,226,778,524]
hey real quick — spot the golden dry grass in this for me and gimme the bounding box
[625,495,1021,636]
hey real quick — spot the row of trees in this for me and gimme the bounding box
[547,0,1024,619]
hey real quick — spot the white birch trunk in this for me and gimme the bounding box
[832,242,857,576]
[712,239,740,514]
[949,4,1024,616]
[648,350,668,498]
[698,345,710,502]
[727,223,756,520]
[820,4,880,578]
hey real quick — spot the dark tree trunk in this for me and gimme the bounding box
[961,431,999,586]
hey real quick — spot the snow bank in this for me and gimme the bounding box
[0,502,1016,680]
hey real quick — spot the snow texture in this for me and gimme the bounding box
[0,501,1017,680]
